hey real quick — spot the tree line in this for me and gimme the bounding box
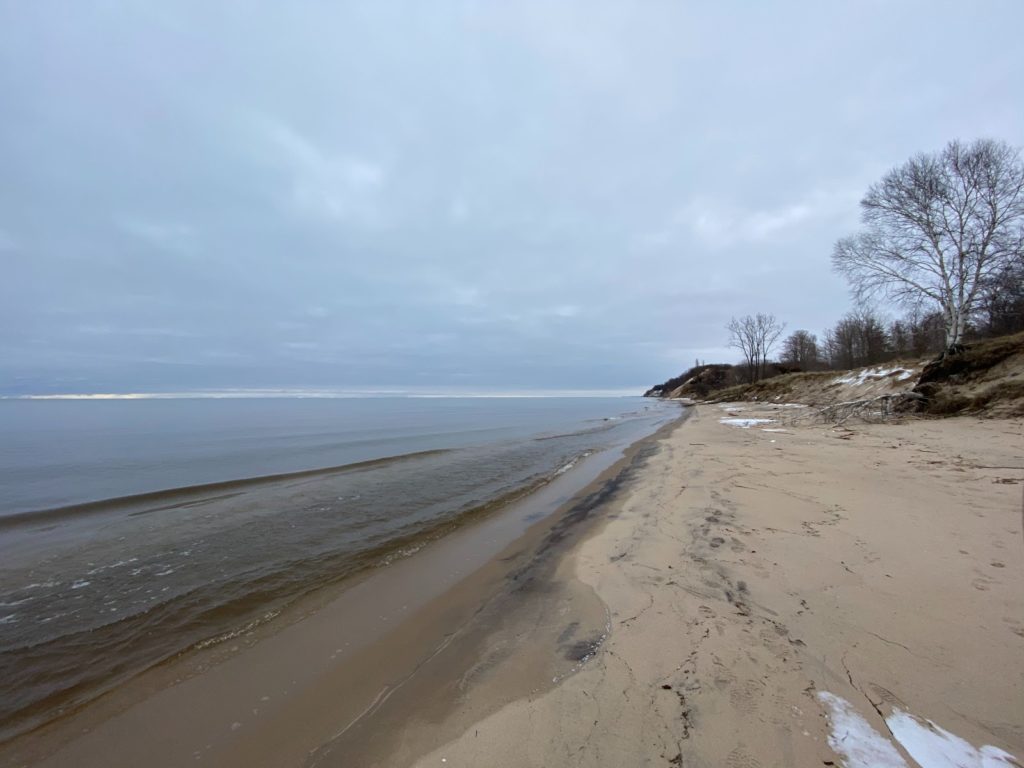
[727,138,1024,382]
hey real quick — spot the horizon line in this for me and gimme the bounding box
[2,386,649,401]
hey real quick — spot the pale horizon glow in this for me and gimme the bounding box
[6,387,649,401]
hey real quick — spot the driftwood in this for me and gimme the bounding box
[804,392,927,426]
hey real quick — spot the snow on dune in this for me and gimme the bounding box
[719,418,775,428]
[832,367,917,386]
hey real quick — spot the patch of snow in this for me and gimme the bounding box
[817,692,1019,768]
[720,418,774,428]
[817,692,909,768]
[761,428,789,433]
[717,403,746,411]
[886,708,1019,768]
[832,367,916,386]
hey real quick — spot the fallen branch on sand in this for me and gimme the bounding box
[805,392,927,426]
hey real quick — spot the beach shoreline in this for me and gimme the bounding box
[5,404,1022,767]
[1,409,686,767]
[0,397,678,750]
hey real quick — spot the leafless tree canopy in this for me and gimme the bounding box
[781,330,819,369]
[727,313,785,382]
[833,139,1024,350]
[822,309,889,369]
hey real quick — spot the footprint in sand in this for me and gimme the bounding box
[729,680,763,715]
[725,746,763,768]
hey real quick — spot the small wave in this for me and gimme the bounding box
[0,614,18,625]
[22,581,59,590]
[86,557,139,575]
[554,450,592,477]
[0,448,452,531]
[70,580,90,590]
[192,608,283,651]
[376,542,426,568]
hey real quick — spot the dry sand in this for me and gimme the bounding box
[405,406,1023,767]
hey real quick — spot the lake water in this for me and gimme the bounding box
[0,396,678,741]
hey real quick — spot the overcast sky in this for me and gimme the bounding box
[2,2,1022,395]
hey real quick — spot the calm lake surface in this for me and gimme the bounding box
[0,396,678,741]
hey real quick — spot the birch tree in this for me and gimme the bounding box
[833,139,1024,353]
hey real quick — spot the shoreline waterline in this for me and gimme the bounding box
[0,401,685,760]
[315,411,691,768]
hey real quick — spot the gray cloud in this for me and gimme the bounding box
[2,1,1023,394]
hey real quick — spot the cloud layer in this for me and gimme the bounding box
[2,2,1022,394]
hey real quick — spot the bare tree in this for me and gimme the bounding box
[727,313,786,382]
[833,139,1024,353]
[727,315,759,383]
[823,309,890,369]
[888,319,912,358]
[978,261,1024,336]
[781,330,819,369]
[756,313,786,380]
[823,322,852,370]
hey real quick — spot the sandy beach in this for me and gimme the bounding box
[5,3,1024,765]
[4,405,1022,767]
[401,406,1023,767]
